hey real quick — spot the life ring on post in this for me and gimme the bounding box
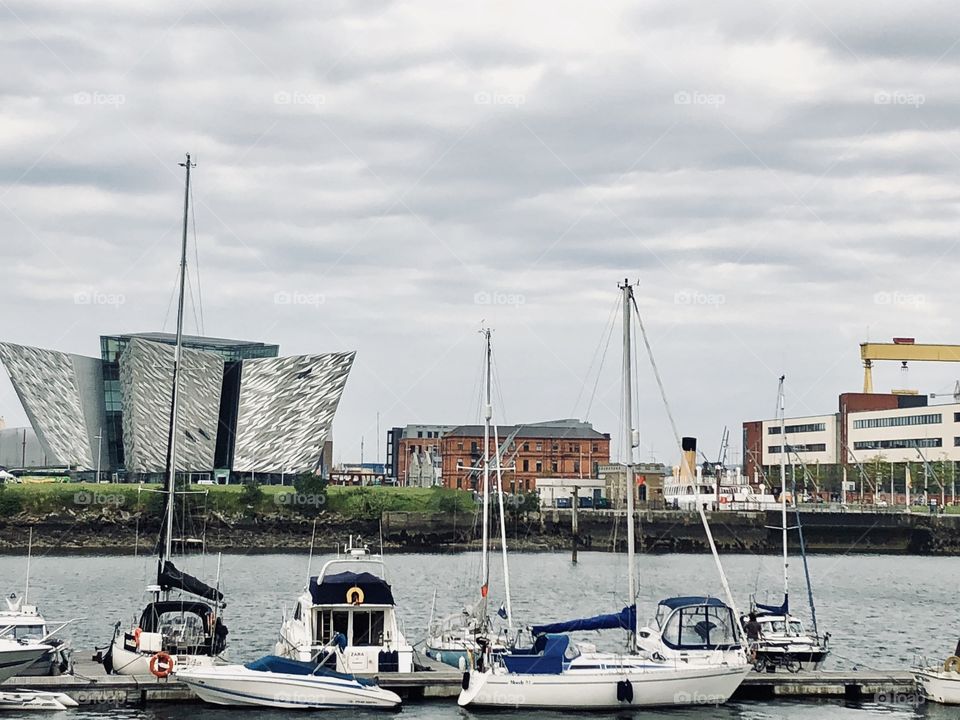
[149,651,174,678]
[346,586,365,605]
[944,656,960,673]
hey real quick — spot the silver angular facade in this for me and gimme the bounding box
[233,352,355,473]
[0,343,104,469]
[119,338,224,473]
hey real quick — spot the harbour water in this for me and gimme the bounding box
[0,550,955,719]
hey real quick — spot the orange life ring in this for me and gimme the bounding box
[133,628,142,647]
[149,651,174,678]
[346,586,365,605]
[719,496,729,504]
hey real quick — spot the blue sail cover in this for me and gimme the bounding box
[531,605,636,636]
[755,594,788,615]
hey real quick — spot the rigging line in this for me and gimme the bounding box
[490,346,508,424]
[189,177,204,336]
[185,266,201,337]
[571,295,620,417]
[585,302,619,421]
[160,266,180,333]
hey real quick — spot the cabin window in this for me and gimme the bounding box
[318,610,350,643]
[661,606,738,650]
[13,625,44,641]
[294,602,302,621]
[352,610,386,646]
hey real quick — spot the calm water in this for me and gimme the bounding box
[0,549,956,719]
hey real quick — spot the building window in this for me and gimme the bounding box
[523,443,529,451]
[768,422,826,435]
[592,444,598,452]
[955,437,960,446]
[551,462,558,473]
[457,478,462,489]
[522,459,529,472]
[417,431,423,438]
[458,441,463,450]
[536,443,542,451]
[536,461,542,472]
[471,441,478,452]
[552,443,559,451]
[852,413,942,430]
[853,438,943,450]
[574,461,580,473]
[768,444,827,454]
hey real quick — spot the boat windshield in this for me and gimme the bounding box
[11,624,44,641]
[660,604,740,650]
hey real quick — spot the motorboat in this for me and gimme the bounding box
[745,611,829,671]
[0,592,72,676]
[458,280,751,709]
[0,689,79,711]
[177,650,401,709]
[275,538,413,674]
[915,653,960,704]
[96,155,229,678]
[0,637,50,684]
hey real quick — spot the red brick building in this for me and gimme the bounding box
[439,419,611,492]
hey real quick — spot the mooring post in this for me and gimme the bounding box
[571,485,579,563]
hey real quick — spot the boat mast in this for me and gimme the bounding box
[493,423,513,630]
[163,153,193,569]
[480,328,492,610]
[24,527,32,604]
[620,280,637,626]
[778,375,789,613]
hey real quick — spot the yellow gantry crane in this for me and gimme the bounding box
[861,338,960,393]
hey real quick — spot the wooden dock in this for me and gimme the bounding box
[3,656,918,706]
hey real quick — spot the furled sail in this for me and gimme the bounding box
[157,560,223,603]
[531,605,636,636]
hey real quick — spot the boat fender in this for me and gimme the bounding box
[149,651,174,679]
[461,671,470,691]
[133,628,142,647]
[346,586,365,605]
[616,679,633,703]
[945,656,960,673]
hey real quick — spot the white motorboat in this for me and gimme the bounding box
[0,593,72,676]
[0,637,50,684]
[459,280,751,709]
[0,689,79,711]
[97,155,228,678]
[275,538,413,674]
[177,652,401,709]
[916,654,960,704]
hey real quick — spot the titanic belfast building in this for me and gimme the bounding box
[0,333,354,480]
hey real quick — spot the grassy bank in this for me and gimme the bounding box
[0,481,478,520]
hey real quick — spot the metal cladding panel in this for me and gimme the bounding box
[119,338,224,473]
[0,343,101,469]
[233,352,355,473]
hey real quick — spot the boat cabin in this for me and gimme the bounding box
[649,597,741,651]
[124,600,226,656]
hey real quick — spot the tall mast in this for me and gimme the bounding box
[493,423,513,630]
[621,280,636,621]
[164,153,193,566]
[480,328,491,607]
[778,375,789,610]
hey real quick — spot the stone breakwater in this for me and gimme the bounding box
[2,508,960,554]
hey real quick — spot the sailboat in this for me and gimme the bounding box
[98,154,228,677]
[458,280,751,709]
[747,376,829,672]
[426,328,514,668]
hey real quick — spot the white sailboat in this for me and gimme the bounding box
[747,377,829,672]
[426,328,513,668]
[97,154,228,677]
[458,279,750,709]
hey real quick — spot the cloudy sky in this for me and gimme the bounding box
[2,0,959,467]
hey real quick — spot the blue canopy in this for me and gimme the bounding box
[658,596,728,610]
[502,634,569,675]
[755,594,789,616]
[244,655,375,686]
[531,605,635,636]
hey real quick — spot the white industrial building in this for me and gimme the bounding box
[761,414,839,467]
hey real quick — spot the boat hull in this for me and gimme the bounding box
[106,636,217,676]
[917,668,960,704]
[177,665,402,709]
[459,659,750,709]
[425,646,468,669]
[0,644,49,684]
